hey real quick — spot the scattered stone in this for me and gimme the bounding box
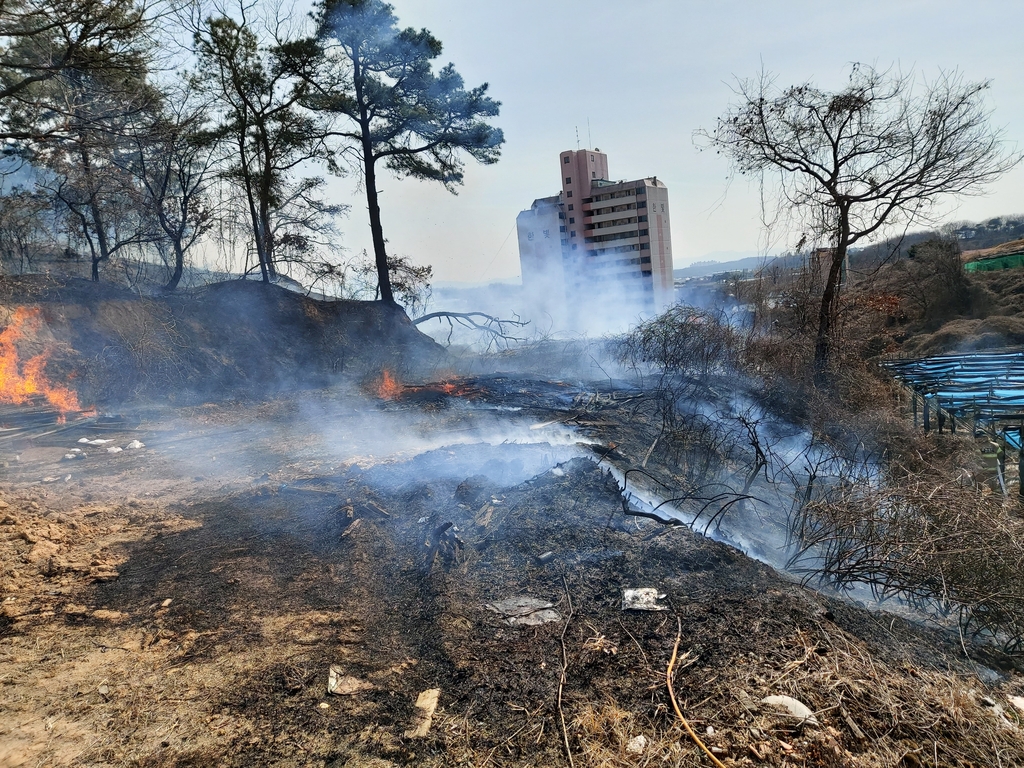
[404,688,440,738]
[626,735,647,755]
[160,598,172,608]
[327,666,374,696]
[92,609,126,622]
[98,684,110,696]
[621,587,668,611]
[318,702,329,709]
[761,695,819,727]
[485,596,561,626]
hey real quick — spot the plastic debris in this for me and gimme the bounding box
[126,440,145,449]
[621,587,668,611]
[404,688,441,738]
[485,596,561,626]
[327,666,374,696]
[106,446,123,454]
[761,695,819,727]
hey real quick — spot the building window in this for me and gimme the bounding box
[565,176,572,184]
[566,191,572,198]
[639,229,649,236]
[590,154,594,161]
[568,204,574,211]
[571,244,578,251]
[564,156,570,164]
[559,225,566,232]
[637,200,646,208]
[638,215,648,222]
[568,217,574,224]
[570,231,576,237]
[640,242,650,250]
[591,171,596,178]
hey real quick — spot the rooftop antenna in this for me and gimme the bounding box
[575,126,580,150]
[587,118,592,149]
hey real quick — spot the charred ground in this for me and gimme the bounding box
[2,376,1024,767]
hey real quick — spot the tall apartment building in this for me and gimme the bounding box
[516,148,674,329]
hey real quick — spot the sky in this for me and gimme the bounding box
[322,0,1024,285]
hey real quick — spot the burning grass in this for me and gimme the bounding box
[0,307,81,415]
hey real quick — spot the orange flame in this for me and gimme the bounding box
[376,369,401,400]
[0,307,81,415]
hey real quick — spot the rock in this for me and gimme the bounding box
[327,666,374,696]
[404,688,440,738]
[761,695,819,727]
[64,604,89,615]
[26,539,59,566]
[92,609,126,622]
[626,735,647,755]
[485,597,561,626]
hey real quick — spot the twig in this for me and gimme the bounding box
[557,574,575,768]
[667,617,726,768]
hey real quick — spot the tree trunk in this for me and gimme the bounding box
[164,239,184,291]
[363,148,394,304]
[813,244,847,384]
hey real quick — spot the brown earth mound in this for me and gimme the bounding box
[0,275,446,408]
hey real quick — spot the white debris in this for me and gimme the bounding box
[327,666,374,696]
[41,476,59,483]
[1009,695,1024,714]
[551,467,565,477]
[78,438,89,444]
[485,596,562,626]
[70,448,82,453]
[106,446,123,454]
[761,695,819,727]
[125,440,145,449]
[622,588,668,611]
[626,735,647,755]
[418,516,428,523]
[87,439,112,445]
[63,453,83,461]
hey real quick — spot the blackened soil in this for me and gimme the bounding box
[80,450,998,767]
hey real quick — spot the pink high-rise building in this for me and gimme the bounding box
[517,148,674,328]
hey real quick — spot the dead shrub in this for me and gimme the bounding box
[792,469,1024,651]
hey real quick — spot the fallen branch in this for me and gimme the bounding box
[667,617,726,768]
[413,311,529,348]
[557,574,575,768]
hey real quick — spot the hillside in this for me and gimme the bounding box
[0,275,446,408]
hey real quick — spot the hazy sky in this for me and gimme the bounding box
[323,0,1024,284]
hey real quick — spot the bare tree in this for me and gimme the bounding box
[697,65,1020,381]
[123,92,216,290]
[191,5,330,283]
